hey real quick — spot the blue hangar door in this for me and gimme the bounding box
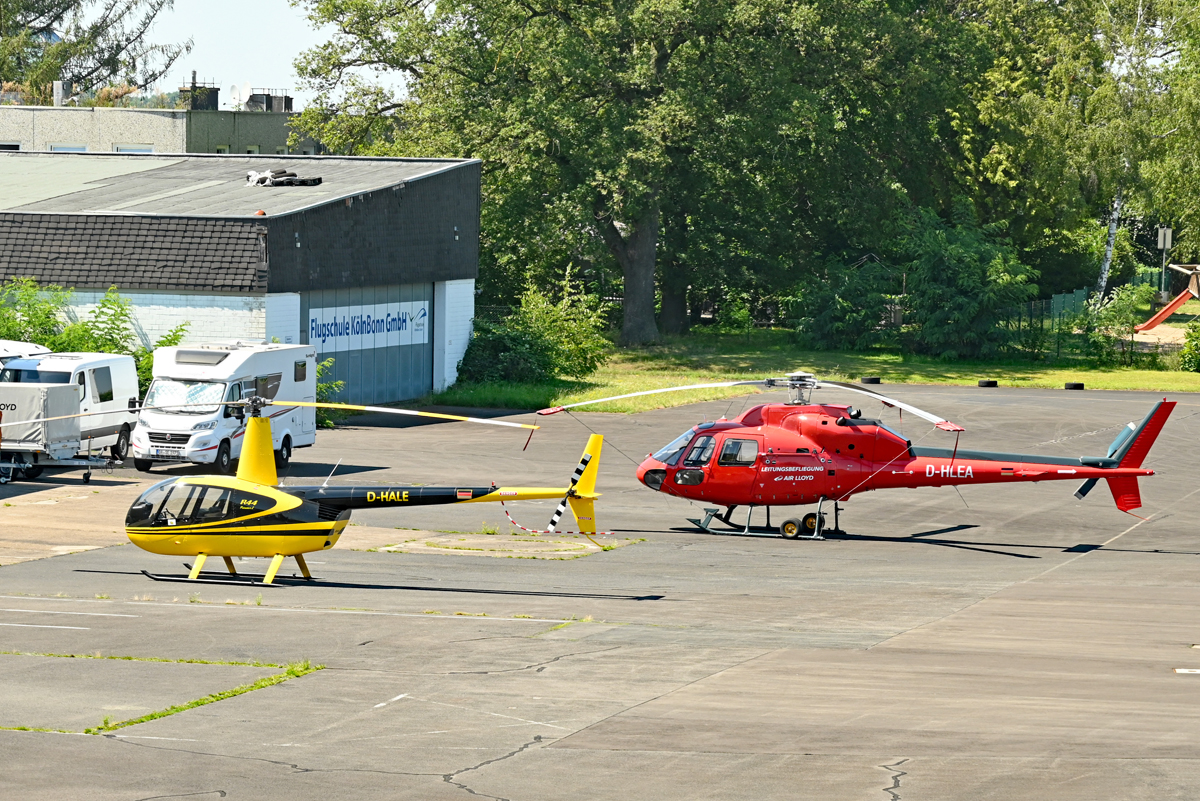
[301,284,434,404]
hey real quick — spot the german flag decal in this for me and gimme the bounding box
[1001,467,1014,476]
[456,489,473,499]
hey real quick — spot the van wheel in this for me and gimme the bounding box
[274,436,292,468]
[111,426,130,461]
[20,464,43,480]
[133,458,153,472]
[215,441,234,475]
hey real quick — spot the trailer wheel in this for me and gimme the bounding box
[20,464,43,480]
[780,518,803,539]
[214,441,234,475]
[802,512,826,534]
[111,426,130,461]
[274,435,292,468]
[133,458,153,472]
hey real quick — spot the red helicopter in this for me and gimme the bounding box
[538,372,1174,539]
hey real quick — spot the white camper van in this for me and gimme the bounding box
[133,342,317,474]
[0,352,140,460]
[0,340,51,365]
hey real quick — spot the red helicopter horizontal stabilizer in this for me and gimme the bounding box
[935,421,965,432]
[537,406,567,416]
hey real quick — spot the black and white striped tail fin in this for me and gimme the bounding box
[546,453,591,532]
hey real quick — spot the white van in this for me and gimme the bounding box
[0,352,139,458]
[0,340,51,365]
[132,341,317,474]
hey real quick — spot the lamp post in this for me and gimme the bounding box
[1158,226,1173,303]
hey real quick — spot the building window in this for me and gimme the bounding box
[275,146,287,155]
[115,144,153,153]
[0,143,18,151]
[245,145,260,154]
[50,144,86,152]
[300,147,314,156]
[215,146,229,154]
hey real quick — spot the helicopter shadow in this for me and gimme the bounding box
[75,569,664,600]
[0,471,140,501]
[673,522,1042,559]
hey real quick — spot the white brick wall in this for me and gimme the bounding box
[433,279,475,392]
[66,290,266,348]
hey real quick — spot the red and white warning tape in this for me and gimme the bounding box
[499,502,616,542]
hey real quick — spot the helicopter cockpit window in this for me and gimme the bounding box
[651,430,696,466]
[682,436,716,467]
[718,438,759,466]
[125,478,175,526]
[156,484,203,524]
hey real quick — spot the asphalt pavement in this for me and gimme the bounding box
[2,384,1199,800]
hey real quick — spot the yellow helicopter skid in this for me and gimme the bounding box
[127,521,346,558]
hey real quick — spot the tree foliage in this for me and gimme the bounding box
[457,286,609,383]
[291,0,1200,356]
[0,0,191,97]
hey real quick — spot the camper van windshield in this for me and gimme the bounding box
[0,367,70,383]
[144,379,227,414]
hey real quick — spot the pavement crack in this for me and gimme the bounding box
[880,758,909,800]
[135,792,227,800]
[448,646,619,675]
[442,736,541,800]
[106,735,441,778]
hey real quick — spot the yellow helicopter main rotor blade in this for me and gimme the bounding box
[272,401,539,430]
[0,402,244,429]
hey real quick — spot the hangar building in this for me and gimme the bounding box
[0,151,479,403]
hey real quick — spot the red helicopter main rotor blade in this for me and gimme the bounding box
[816,381,964,431]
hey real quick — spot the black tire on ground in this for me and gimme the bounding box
[801,513,826,534]
[860,376,882,385]
[215,441,234,475]
[133,458,153,472]
[274,435,292,468]
[111,426,130,461]
[1065,382,1085,390]
[780,518,804,539]
[20,464,43,480]
[978,379,998,388]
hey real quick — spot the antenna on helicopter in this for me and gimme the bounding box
[322,458,343,488]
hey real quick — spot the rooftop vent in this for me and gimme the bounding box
[179,71,220,111]
[175,349,229,365]
[246,89,292,113]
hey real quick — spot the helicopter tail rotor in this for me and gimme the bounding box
[547,434,603,533]
[1073,399,1174,512]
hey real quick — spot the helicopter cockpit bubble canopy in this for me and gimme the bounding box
[126,477,286,528]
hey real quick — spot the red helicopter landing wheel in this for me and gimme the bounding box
[780,518,804,539]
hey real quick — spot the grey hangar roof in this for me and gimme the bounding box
[0,151,475,217]
[0,152,482,295]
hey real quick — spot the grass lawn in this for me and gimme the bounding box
[432,329,1200,414]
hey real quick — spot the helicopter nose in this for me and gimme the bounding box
[637,457,667,492]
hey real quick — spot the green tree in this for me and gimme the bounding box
[292,0,989,345]
[0,0,191,97]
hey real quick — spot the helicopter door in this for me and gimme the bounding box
[707,436,762,503]
[754,449,827,504]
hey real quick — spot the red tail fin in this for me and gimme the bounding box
[1106,476,1142,512]
[1118,400,1175,468]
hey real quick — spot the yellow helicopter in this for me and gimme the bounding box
[1,395,604,585]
